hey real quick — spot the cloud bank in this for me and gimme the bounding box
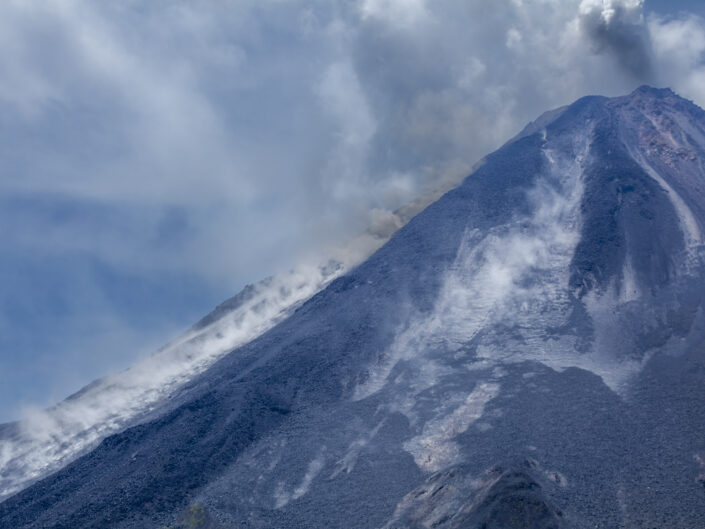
[3,0,705,419]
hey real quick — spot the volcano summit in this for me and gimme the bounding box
[2,86,705,528]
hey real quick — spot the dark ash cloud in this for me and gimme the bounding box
[579,0,654,80]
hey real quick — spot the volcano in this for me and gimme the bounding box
[2,86,705,528]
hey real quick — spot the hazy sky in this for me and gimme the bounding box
[2,0,705,422]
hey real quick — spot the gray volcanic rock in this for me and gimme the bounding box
[463,469,564,529]
[2,86,705,528]
[382,460,566,529]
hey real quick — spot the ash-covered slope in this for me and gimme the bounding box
[3,86,705,529]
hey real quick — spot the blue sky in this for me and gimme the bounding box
[2,0,705,422]
[650,0,705,16]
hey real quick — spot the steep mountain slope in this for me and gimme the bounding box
[2,86,705,528]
